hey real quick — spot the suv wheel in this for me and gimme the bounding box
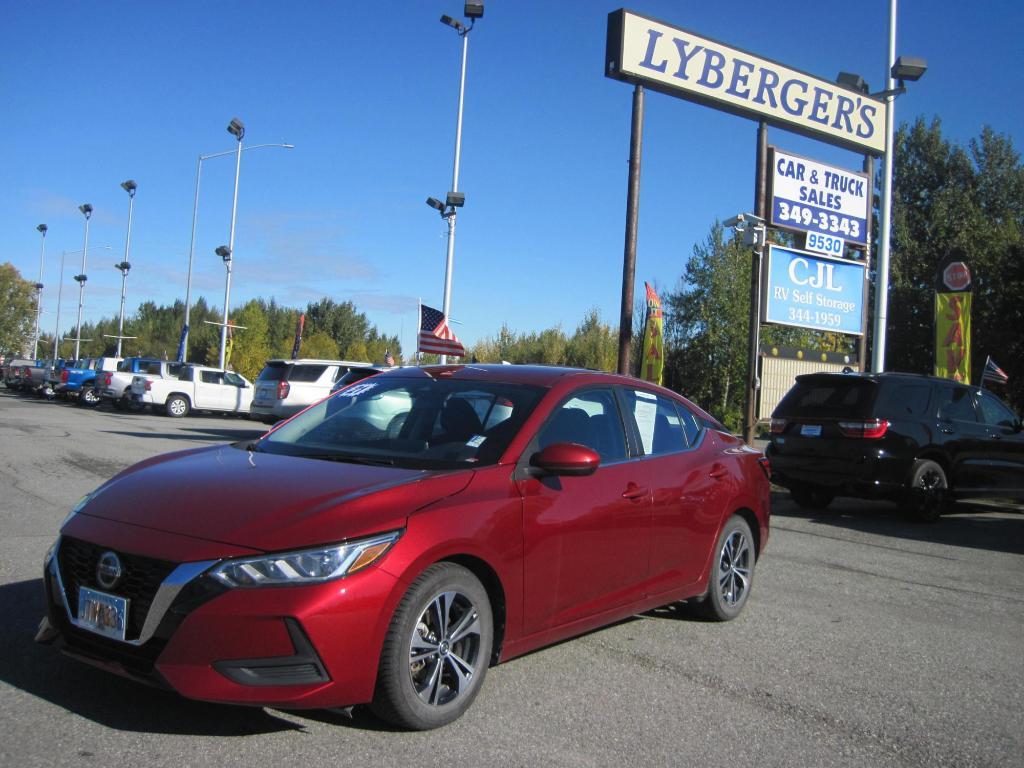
[790,485,834,510]
[905,459,948,523]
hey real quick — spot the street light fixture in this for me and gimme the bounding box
[111,180,138,357]
[871,1,927,373]
[181,142,294,361]
[73,204,93,360]
[216,117,245,370]
[32,224,48,359]
[431,1,483,363]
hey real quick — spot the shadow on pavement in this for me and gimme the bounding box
[772,491,1024,556]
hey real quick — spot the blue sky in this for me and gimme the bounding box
[3,1,1021,355]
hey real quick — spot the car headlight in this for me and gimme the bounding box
[209,531,401,588]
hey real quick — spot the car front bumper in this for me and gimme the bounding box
[40,527,400,709]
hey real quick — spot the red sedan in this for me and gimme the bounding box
[38,365,771,729]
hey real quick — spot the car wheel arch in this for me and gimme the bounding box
[913,451,951,487]
[382,548,508,666]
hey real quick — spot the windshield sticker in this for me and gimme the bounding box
[465,435,486,448]
[338,382,377,398]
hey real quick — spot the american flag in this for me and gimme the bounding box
[982,356,1009,385]
[418,304,465,357]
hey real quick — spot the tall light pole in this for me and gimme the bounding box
[218,117,244,370]
[432,2,483,363]
[73,204,93,360]
[113,180,137,357]
[51,245,112,365]
[182,141,293,361]
[872,0,926,372]
[32,224,47,359]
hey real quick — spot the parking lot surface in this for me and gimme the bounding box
[1,390,1021,767]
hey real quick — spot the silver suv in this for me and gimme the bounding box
[250,358,370,422]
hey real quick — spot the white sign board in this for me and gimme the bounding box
[606,10,887,155]
[770,148,870,246]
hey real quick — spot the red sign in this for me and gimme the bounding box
[942,261,972,291]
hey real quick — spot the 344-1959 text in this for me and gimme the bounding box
[787,307,842,327]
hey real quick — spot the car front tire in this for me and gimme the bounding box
[371,563,493,730]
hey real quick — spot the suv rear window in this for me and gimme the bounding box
[774,378,878,419]
[287,364,328,383]
[257,363,288,382]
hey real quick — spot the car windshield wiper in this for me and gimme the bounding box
[301,452,397,466]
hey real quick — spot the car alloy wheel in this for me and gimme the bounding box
[166,396,189,418]
[80,388,99,406]
[372,563,492,730]
[693,516,755,621]
[906,459,947,523]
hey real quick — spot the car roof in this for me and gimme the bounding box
[795,371,955,386]
[374,363,677,391]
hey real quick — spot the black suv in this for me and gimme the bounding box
[767,372,1024,520]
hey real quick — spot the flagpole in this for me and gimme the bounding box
[980,355,990,392]
[417,298,422,365]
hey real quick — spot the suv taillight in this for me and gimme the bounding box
[277,380,290,399]
[103,373,112,386]
[838,419,890,439]
[770,418,786,434]
[61,370,69,383]
[144,380,152,391]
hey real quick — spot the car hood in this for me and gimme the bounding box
[73,445,474,552]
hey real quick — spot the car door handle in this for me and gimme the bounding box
[940,427,954,434]
[621,483,649,501]
[709,465,728,480]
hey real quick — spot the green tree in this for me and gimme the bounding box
[565,308,617,372]
[228,300,272,380]
[888,118,1024,407]
[302,331,340,360]
[0,263,35,357]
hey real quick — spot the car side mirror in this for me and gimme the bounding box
[530,443,600,477]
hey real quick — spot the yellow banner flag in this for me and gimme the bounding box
[641,282,664,385]
[934,292,971,383]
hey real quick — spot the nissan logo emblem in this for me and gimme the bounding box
[96,551,123,590]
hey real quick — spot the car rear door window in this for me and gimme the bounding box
[882,384,931,417]
[621,389,689,455]
[936,386,978,422]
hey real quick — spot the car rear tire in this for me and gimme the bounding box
[790,485,834,510]
[905,459,947,523]
[79,388,99,407]
[371,562,493,730]
[166,395,190,418]
[693,515,756,621]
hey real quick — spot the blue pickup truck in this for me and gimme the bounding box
[54,357,121,405]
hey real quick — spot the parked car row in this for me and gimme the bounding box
[3,355,386,421]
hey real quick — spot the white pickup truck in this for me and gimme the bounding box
[131,365,253,417]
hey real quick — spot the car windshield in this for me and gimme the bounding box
[255,377,545,469]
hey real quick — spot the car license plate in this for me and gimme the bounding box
[800,424,822,437]
[78,586,129,641]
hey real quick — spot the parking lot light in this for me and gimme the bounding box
[73,204,93,360]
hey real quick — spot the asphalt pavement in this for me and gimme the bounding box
[1,389,1021,767]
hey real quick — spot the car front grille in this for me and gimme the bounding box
[58,536,178,641]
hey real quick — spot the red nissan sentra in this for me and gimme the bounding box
[38,365,771,729]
